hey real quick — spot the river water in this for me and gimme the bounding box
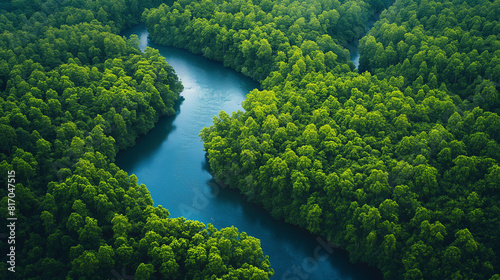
[116,24,383,280]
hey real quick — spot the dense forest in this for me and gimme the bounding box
[142,0,500,279]
[0,1,273,279]
[1,0,500,279]
[359,0,500,113]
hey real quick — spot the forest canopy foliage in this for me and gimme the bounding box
[1,0,500,279]
[143,0,500,279]
[0,1,273,279]
[359,0,500,113]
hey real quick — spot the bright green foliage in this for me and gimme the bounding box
[2,0,499,279]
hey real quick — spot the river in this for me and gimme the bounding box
[116,24,383,280]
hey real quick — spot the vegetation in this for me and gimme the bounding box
[2,0,500,279]
[143,0,392,81]
[359,0,500,113]
[0,1,273,279]
[143,0,500,279]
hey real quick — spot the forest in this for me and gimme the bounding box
[0,1,273,279]
[1,0,499,279]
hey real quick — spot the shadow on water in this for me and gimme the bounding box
[115,98,183,171]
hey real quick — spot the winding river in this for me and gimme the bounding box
[116,24,383,280]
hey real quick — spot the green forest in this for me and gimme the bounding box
[1,0,499,279]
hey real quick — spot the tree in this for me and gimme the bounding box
[97,245,115,271]
[306,203,322,234]
[135,263,156,280]
[111,214,132,239]
[414,164,438,197]
[257,38,272,60]
[0,124,15,154]
[206,248,227,276]
[66,212,84,233]
[12,150,37,187]
[452,229,478,254]
[40,210,55,233]
[71,250,99,278]
[78,217,102,249]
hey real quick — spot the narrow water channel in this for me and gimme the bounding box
[347,16,379,69]
[116,24,383,280]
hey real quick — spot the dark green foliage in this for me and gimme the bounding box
[0,1,273,279]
